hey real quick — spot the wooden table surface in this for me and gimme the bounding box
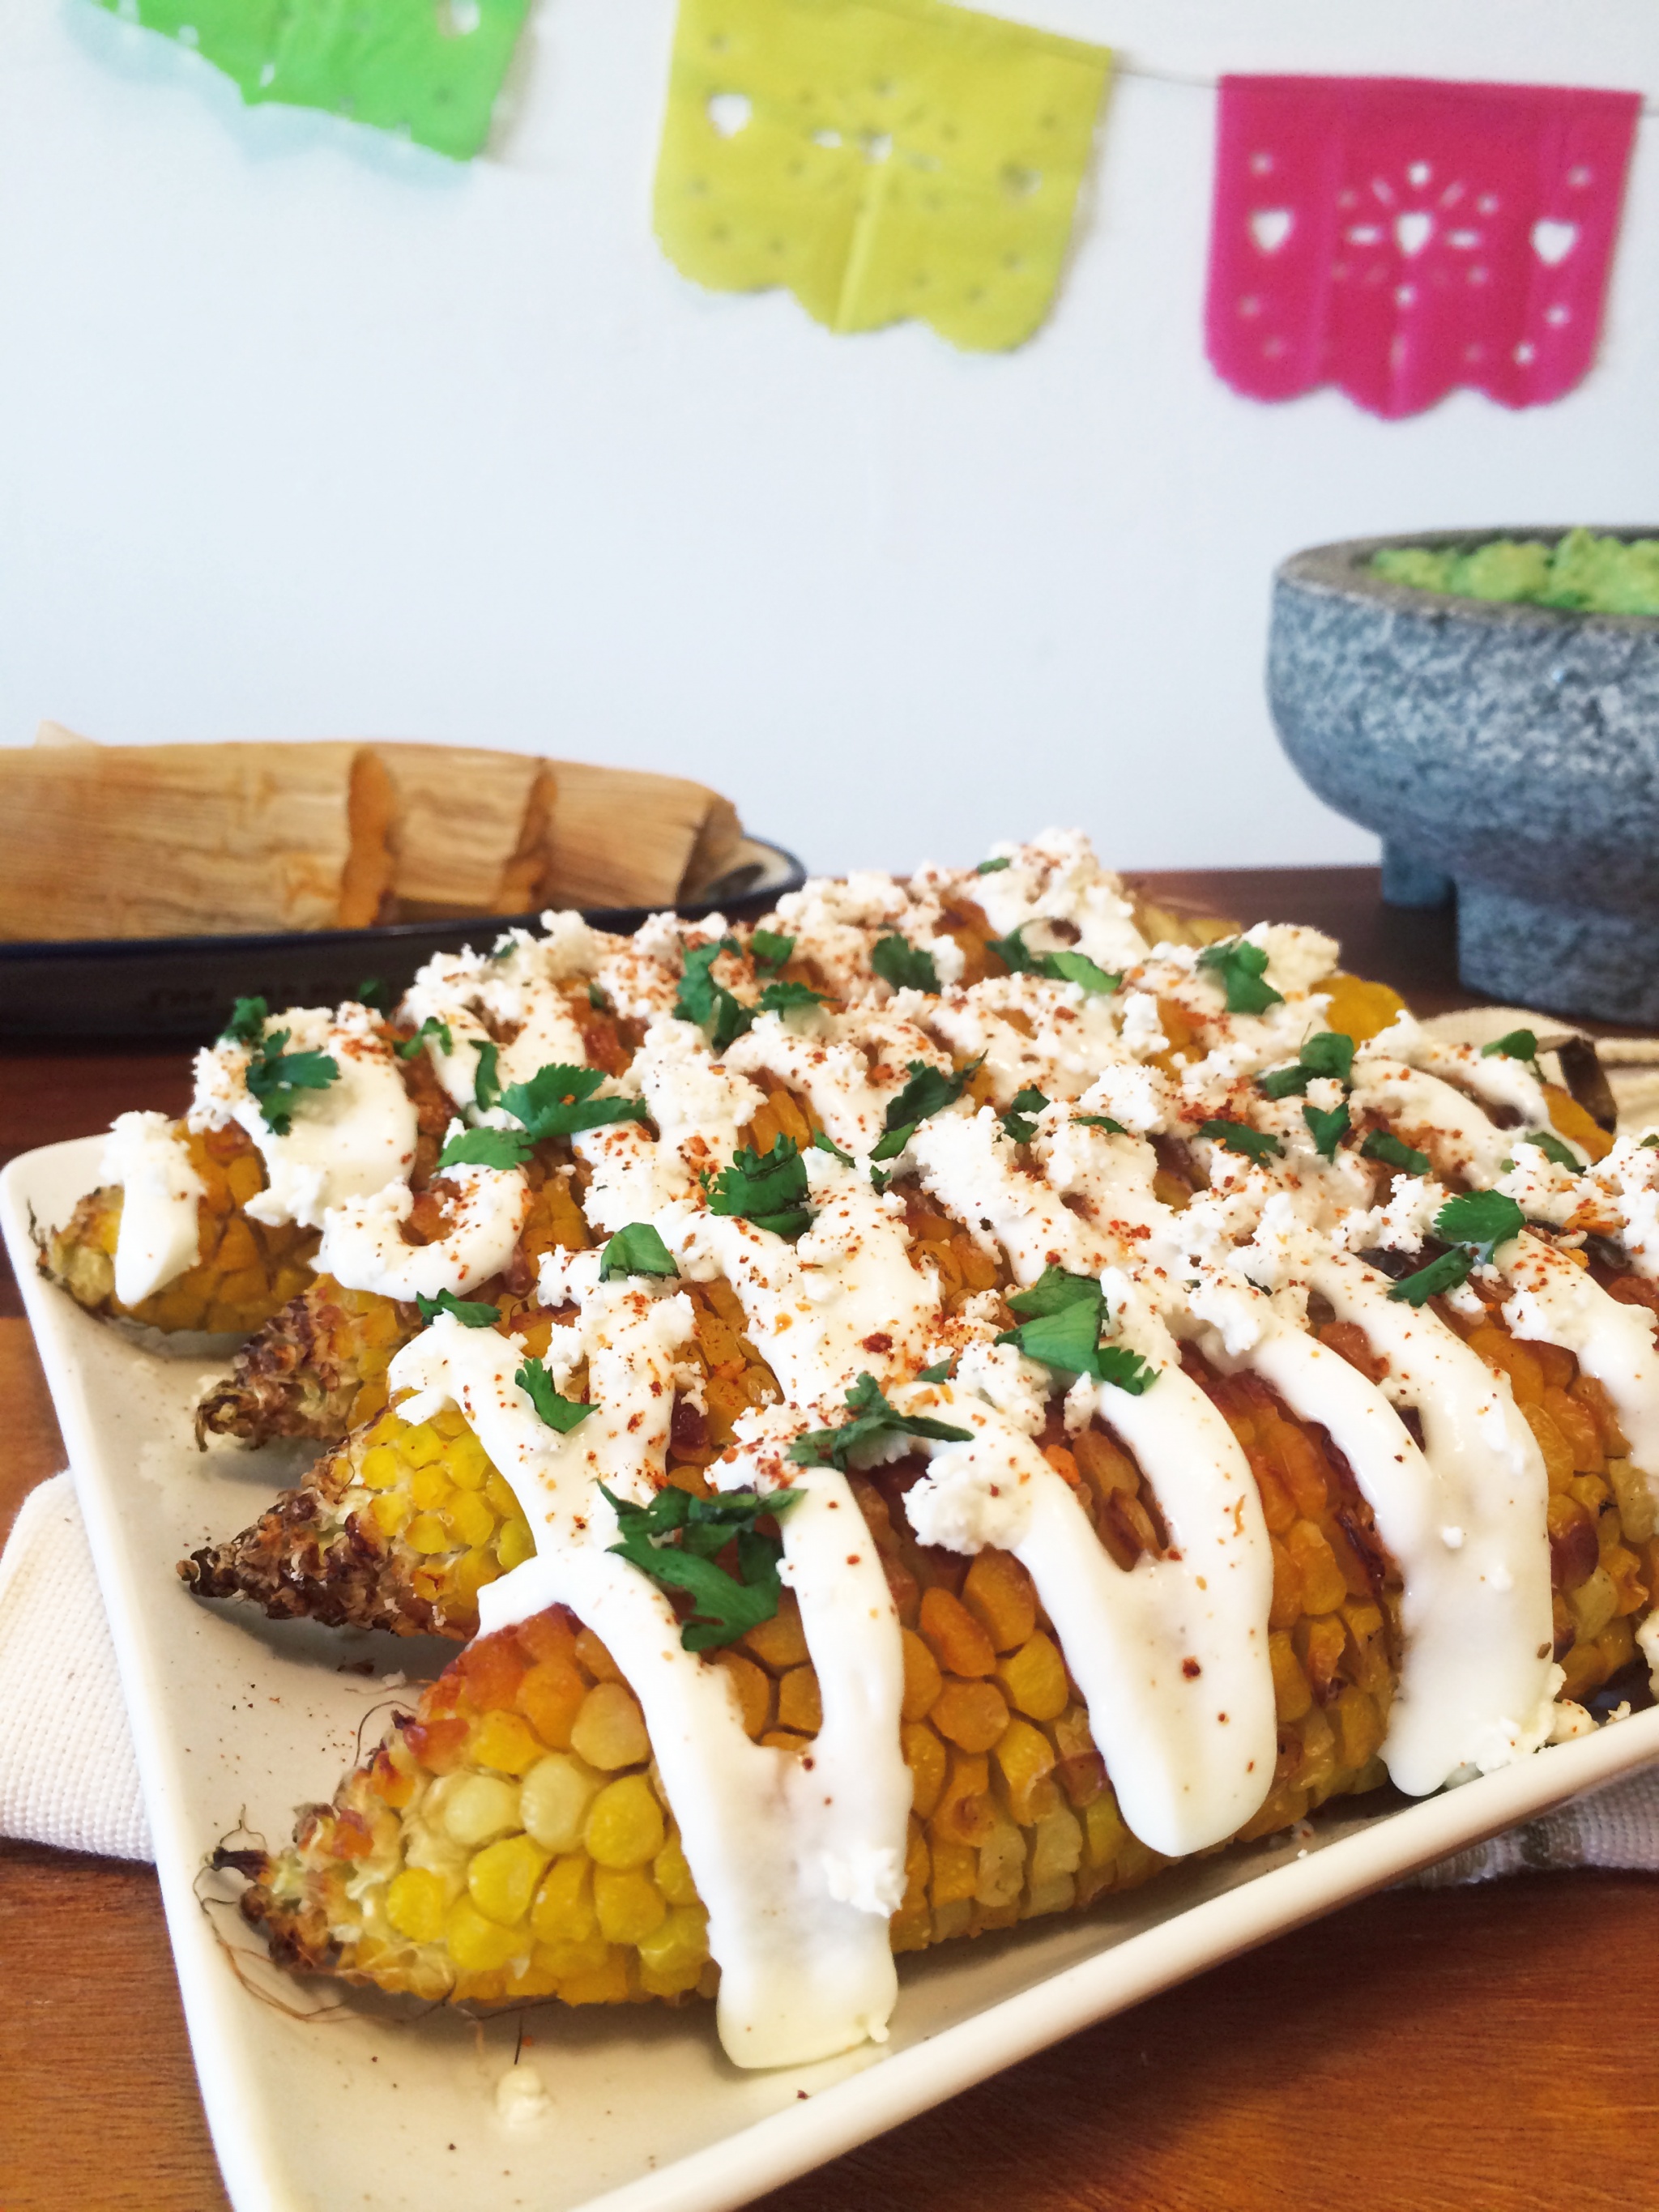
[4,866,1657,2212]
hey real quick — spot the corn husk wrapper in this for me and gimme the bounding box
[370,744,557,918]
[544,761,744,909]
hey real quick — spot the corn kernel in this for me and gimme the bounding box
[359,1445,401,1492]
[497,1517,536,1571]
[777,1666,823,1735]
[928,1839,977,1907]
[1269,1630,1313,1722]
[518,1660,586,1751]
[637,1903,710,1976]
[520,1754,603,1853]
[994,1631,1068,1722]
[575,1628,625,1683]
[992,1715,1058,1825]
[446,1894,528,1971]
[531,1854,598,1945]
[962,1549,1038,1652]
[409,1462,452,1511]
[369,1492,413,1539]
[931,1678,1009,1754]
[653,1831,700,1908]
[469,1833,552,1926]
[448,1432,491,1490]
[1286,1519,1347,1616]
[442,1774,522,1848]
[485,1469,522,1519]
[386,1865,448,1943]
[571,1682,650,1771]
[740,1593,810,1670]
[919,1587,997,1677]
[975,1821,1026,1907]
[401,1423,445,1469]
[586,1774,667,1868]
[713,1650,772,1738]
[594,1865,667,1945]
[448,1490,497,1549]
[472,1710,544,1777]
[902,1720,948,1820]
[1080,1793,1130,1871]
[406,1511,452,1556]
[1027,1804,1084,1887]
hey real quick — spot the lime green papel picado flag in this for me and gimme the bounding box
[653,0,1112,352]
[94,0,530,160]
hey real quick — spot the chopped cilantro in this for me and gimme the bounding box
[987,924,1119,995]
[1001,1086,1049,1144]
[438,1125,532,1172]
[414,1289,499,1328]
[587,982,612,1012]
[473,1040,501,1115]
[1482,1029,1542,1078]
[515,1359,595,1433]
[222,995,270,1043]
[1518,1129,1581,1173]
[750,927,795,972]
[1198,1118,1283,1164]
[811,1130,856,1168]
[757,979,830,1016]
[1196,939,1285,1016]
[917,1357,954,1383]
[788,1372,972,1471]
[501,1063,648,1142]
[1006,1265,1101,1320]
[1303,1101,1350,1159]
[705,1136,813,1238]
[243,1030,339,1136]
[604,1483,801,1652]
[1074,1114,1129,1135]
[1644,1134,1659,1150]
[396,1016,453,1061]
[1386,1247,1473,1306]
[1362,1130,1430,1175]
[675,936,754,1048]
[599,1222,679,1281]
[869,1166,893,1195]
[872,934,940,995]
[356,978,391,1012]
[872,1058,981,1161]
[1388,1189,1528,1303]
[976,856,1012,874]
[1260,1029,1355,1100]
[996,1271,1154,1392]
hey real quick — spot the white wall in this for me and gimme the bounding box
[2,0,1658,879]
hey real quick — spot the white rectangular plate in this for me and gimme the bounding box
[9,1132,1659,2212]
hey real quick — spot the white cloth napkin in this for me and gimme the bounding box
[1,1470,1657,1882]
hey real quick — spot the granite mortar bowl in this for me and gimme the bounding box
[1268,528,1659,1025]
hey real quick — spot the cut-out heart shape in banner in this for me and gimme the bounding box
[1205,75,1641,418]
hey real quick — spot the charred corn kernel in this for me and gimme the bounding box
[441,1775,522,1848]
[900,1629,942,1722]
[963,1549,1038,1652]
[919,1587,997,1677]
[594,1865,667,1945]
[1546,1390,1604,1477]
[1607,1460,1658,1545]
[975,1821,1025,1908]
[929,1839,977,1907]
[1268,1630,1313,1721]
[585,1775,666,1869]
[1285,1520,1347,1616]
[369,1491,413,1539]
[446,1490,497,1549]
[496,1518,535,1571]
[520,1753,603,1852]
[653,1832,699,1907]
[406,1512,451,1556]
[473,1711,544,1777]
[574,1628,623,1682]
[713,1651,771,1739]
[994,1630,1068,1722]
[518,1661,586,1751]
[1567,1565,1618,1640]
[992,1715,1058,1824]
[935,1750,995,1845]
[531,1854,597,1944]
[1073,1426,1138,1500]
[777,1666,823,1735]
[446,1894,527,1971]
[571,1682,650,1771]
[359,1445,400,1491]
[385,1865,449,1943]
[401,1422,444,1469]
[224,1151,265,1205]
[469,1833,552,1925]
[902,1720,948,1819]
[931,1678,1009,1754]
[1028,1805,1083,1888]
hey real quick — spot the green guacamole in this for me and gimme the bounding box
[1371,528,1659,617]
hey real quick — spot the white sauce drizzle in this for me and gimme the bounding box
[400,946,591,1114]
[314,1162,529,1301]
[100,1112,205,1307]
[1498,1233,1659,1496]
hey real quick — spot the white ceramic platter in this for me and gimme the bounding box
[9,1132,1659,2212]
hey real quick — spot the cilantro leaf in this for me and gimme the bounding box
[996,1281,1156,1392]
[222,995,270,1043]
[587,982,612,1012]
[758,980,830,1016]
[1006,1266,1102,1322]
[706,1136,812,1239]
[599,1222,679,1281]
[1435,1189,1526,1262]
[976,856,1012,874]
[1387,1248,1474,1306]
[473,1040,502,1114]
[917,1357,954,1383]
[356,978,390,1012]
[750,928,795,972]
[789,1372,973,1470]
[871,1058,981,1160]
[1074,1114,1129,1135]
[603,1483,802,1652]
[869,1166,893,1194]
[1001,1086,1049,1144]
[438,1126,533,1171]
[1094,1345,1159,1394]
[1257,1063,1313,1101]
[1644,1135,1659,1151]
[872,934,940,995]
[1259,1029,1357,1102]
[501,1063,648,1142]
[811,1130,856,1167]
[1518,1129,1582,1173]
[243,1030,339,1136]
[1303,1101,1350,1159]
[675,937,755,1050]
[1196,939,1285,1016]
[1362,1130,1430,1175]
[1198,1118,1283,1164]
[396,1016,453,1061]
[1482,1029,1542,1077]
[987,925,1119,995]
[415,1289,499,1328]
[516,1359,595,1433]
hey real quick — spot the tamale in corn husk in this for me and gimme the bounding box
[544,760,744,909]
[371,744,558,919]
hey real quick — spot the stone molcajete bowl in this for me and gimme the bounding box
[1268,529,1659,1025]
